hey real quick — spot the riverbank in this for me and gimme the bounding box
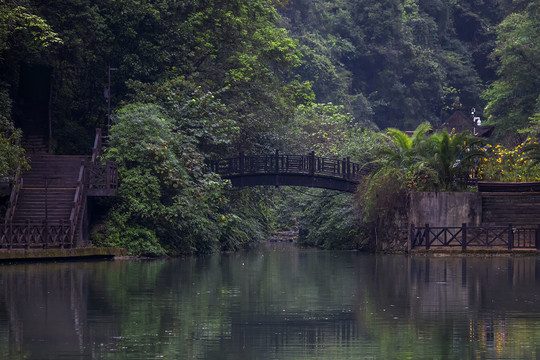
[0,247,127,262]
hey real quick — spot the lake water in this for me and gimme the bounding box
[1,243,540,359]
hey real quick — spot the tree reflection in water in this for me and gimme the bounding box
[0,250,539,359]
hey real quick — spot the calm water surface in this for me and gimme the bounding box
[1,243,540,359]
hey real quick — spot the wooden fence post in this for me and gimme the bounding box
[462,223,467,251]
[425,223,430,250]
[346,157,351,179]
[309,151,315,176]
[508,223,514,250]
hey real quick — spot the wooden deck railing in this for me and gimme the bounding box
[211,151,371,182]
[0,220,72,249]
[86,161,118,194]
[409,223,540,251]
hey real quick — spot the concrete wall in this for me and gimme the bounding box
[409,192,482,227]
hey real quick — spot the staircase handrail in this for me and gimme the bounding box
[69,161,86,246]
[68,129,103,245]
[5,169,23,225]
[91,128,102,163]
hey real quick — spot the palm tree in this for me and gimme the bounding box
[426,130,486,190]
[376,121,432,170]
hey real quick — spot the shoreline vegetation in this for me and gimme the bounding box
[1,1,539,256]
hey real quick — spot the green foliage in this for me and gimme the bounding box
[426,131,485,189]
[99,101,275,255]
[0,88,28,180]
[522,116,540,168]
[99,103,230,255]
[0,0,534,253]
[377,121,433,170]
[369,122,484,193]
[359,166,408,225]
[281,0,495,129]
[359,124,484,248]
[286,103,363,156]
[125,76,240,155]
[483,1,540,141]
[0,126,27,180]
[219,189,273,250]
[0,4,62,60]
[295,190,364,249]
[480,141,540,182]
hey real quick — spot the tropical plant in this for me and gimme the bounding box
[376,121,432,171]
[426,131,486,190]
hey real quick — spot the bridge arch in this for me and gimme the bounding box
[211,151,370,193]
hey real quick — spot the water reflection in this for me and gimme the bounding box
[0,248,539,359]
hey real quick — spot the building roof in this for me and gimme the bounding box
[439,110,494,137]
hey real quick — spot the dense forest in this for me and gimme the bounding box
[1,0,539,254]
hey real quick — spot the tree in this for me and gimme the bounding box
[377,121,432,171]
[100,103,230,255]
[426,130,485,190]
[483,1,540,142]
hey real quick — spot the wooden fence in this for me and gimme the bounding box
[0,220,73,249]
[409,223,540,251]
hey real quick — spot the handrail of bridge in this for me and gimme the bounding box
[211,151,371,182]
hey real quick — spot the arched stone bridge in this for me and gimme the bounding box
[210,151,371,193]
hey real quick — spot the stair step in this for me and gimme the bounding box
[481,193,540,226]
[8,154,88,223]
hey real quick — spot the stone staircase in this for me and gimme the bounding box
[23,135,49,154]
[1,129,117,249]
[11,155,88,224]
[481,193,540,226]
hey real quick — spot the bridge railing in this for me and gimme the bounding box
[211,151,370,181]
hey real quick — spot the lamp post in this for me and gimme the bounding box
[105,66,118,135]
